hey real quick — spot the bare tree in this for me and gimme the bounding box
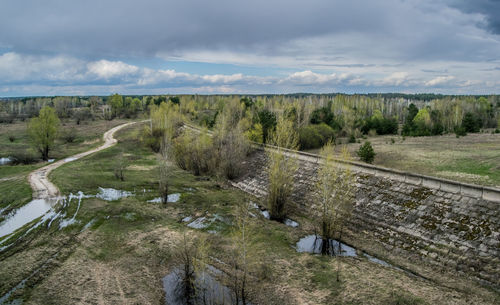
[113,151,127,181]
[226,201,254,305]
[267,116,299,222]
[313,143,356,279]
[174,234,198,305]
[158,135,170,205]
[151,103,183,204]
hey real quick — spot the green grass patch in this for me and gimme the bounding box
[437,159,500,184]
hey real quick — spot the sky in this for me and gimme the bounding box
[0,0,499,96]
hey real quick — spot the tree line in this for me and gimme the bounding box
[6,93,500,163]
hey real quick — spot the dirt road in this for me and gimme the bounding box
[28,121,138,199]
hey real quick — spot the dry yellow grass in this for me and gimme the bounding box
[307,132,500,187]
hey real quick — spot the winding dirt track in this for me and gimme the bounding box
[28,121,138,199]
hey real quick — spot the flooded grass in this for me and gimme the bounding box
[0,198,59,240]
[250,201,299,227]
[96,187,133,201]
[163,266,238,305]
[147,193,181,203]
[0,157,12,166]
[296,234,357,257]
[295,234,418,277]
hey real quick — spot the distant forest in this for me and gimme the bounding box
[1,93,499,150]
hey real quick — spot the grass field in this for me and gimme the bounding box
[308,132,500,188]
[1,123,498,304]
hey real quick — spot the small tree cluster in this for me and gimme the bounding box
[298,123,335,149]
[172,129,215,176]
[170,99,250,180]
[361,110,398,135]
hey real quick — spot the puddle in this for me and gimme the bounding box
[0,187,118,246]
[163,266,238,305]
[295,234,416,275]
[59,192,92,229]
[47,159,55,163]
[284,218,299,228]
[0,157,12,165]
[122,212,137,221]
[182,216,193,223]
[0,198,61,240]
[80,218,96,232]
[260,210,270,219]
[296,235,357,256]
[250,201,299,227]
[147,193,181,203]
[63,157,77,162]
[96,187,133,201]
[187,217,209,229]
[0,205,11,216]
[186,214,226,231]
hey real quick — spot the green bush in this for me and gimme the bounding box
[60,127,77,143]
[461,112,481,133]
[11,151,38,165]
[454,126,467,138]
[299,123,335,150]
[357,141,375,163]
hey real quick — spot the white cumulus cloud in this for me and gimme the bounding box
[424,75,455,86]
[87,60,139,79]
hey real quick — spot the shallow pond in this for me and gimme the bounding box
[0,187,135,246]
[163,266,240,305]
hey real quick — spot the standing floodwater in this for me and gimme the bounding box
[163,267,238,305]
[295,234,357,256]
[295,234,412,274]
[0,198,60,239]
[0,157,12,165]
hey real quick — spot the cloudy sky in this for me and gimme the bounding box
[1,0,499,96]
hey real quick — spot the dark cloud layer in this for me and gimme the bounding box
[450,0,500,34]
[0,0,497,62]
[0,0,499,95]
